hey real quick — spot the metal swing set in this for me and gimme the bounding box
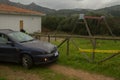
[55,14,120,63]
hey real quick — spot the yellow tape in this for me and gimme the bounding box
[79,48,120,53]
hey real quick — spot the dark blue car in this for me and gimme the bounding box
[0,29,59,68]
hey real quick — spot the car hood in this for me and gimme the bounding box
[21,40,56,53]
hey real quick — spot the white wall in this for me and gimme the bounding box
[0,14,41,33]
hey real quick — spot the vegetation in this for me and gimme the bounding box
[0,77,7,80]
[42,12,120,80]
[0,39,120,80]
[42,15,120,36]
[95,5,120,17]
[52,38,120,80]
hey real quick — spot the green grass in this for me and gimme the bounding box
[0,78,7,80]
[52,38,120,80]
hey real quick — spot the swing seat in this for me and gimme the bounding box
[79,48,120,54]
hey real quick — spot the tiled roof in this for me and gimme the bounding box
[0,4,45,16]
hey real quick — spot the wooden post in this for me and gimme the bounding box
[98,53,120,63]
[103,17,116,43]
[48,35,50,42]
[83,19,92,36]
[91,39,96,62]
[84,18,96,62]
[55,36,57,41]
[71,39,91,62]
[103,17,114,36]
[67,38,70,56]
[39,35,41,40]
[57,38,68,48]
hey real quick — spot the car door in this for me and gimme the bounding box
[0,33,19,62]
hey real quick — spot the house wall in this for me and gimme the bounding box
[0,14,41,33]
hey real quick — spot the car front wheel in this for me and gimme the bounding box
[22,54,33,69]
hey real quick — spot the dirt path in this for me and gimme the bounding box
[50,64,115,80]
[0,64,115,80]
[0,65,41,80]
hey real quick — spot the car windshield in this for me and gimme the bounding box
[8,32,34,43]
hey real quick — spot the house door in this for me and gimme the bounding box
[20,20,24,30]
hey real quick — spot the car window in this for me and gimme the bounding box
[8,32,34,43]
[0,34,9,44]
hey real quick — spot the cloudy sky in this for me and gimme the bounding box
[9,0,120,10]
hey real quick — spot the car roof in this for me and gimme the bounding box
[0,29,15,34]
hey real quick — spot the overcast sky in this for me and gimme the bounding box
[9,0,120,10]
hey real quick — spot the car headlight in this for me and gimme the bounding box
[54,51,59,56]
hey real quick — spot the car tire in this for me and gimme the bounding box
[22,54,33,69]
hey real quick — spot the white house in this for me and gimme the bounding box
[0,4,45,33]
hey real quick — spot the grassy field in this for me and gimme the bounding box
[0,38,120,80]
[52,38,120,80]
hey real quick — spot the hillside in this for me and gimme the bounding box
[0,0,56,14]
[50,9,92,16]
[0,0,120,17]
[95,5,120,17]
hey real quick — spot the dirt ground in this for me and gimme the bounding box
[50,64,115,80]
[0,65,41,80]
[0,64,115,80]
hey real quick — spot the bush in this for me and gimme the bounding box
[42,15,120,36]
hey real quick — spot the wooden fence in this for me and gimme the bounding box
[32,34,120,41]
[32,34,120,63]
